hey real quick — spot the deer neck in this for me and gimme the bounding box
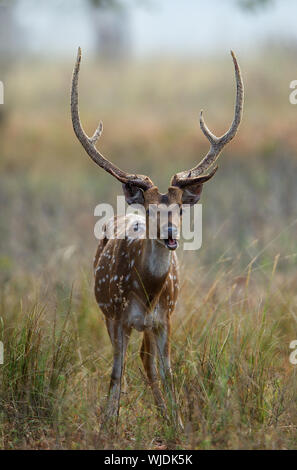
[139,239,172,288]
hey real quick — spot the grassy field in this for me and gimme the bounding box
[0,47,296,449]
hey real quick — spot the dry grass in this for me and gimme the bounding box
[0,48,296,449]
[0,256,296,449]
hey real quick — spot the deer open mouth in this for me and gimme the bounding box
[164,237,178,250]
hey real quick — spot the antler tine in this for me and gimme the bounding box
[89,120,103,145]
[71,47,154,190]
[171,50,244,188]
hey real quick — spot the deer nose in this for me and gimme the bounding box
[162,225,178,239]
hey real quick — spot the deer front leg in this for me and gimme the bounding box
[105,319,131,420]
[140,330,167,418]
[155,321,183,429]
[154,322,172,386]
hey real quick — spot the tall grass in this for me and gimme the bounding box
[0,255,296,449]
[0,297,78,445]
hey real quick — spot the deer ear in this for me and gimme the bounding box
[122,183,145,205]
[181,183,203,205]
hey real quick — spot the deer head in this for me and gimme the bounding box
[71,48,244,251]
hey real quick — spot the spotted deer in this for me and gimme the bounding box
[71,48,244,421]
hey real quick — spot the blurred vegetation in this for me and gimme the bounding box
[237,0,274,11]
[88,0,276,12]
[1,47,297,274]
[0,46,296,448]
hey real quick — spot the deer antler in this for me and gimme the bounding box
[71,47,154,191]
[171,51,244,188]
